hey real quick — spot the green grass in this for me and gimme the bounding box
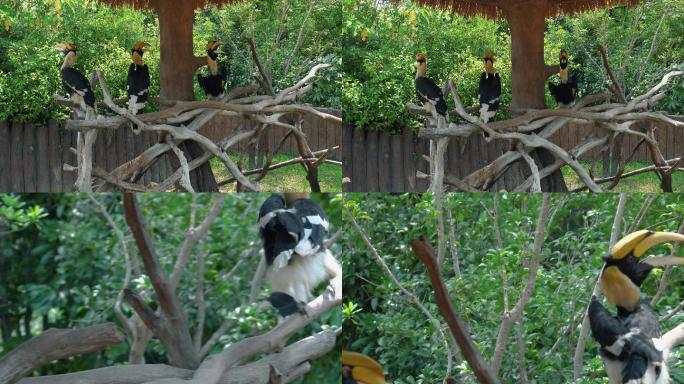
[562,160,684,192]
[211,153,341,192]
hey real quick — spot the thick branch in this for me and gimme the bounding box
[123,193,199,369]
[0,323,123,384]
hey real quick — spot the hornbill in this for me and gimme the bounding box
[197,40,227,99]
[548,50,577,106]
[54,43,96,120]
[258,193,341,318]
[415,53,447,122]
[478,51,501,124]
[342,350,386,384]
[127,41,150,134]
[589,230,684,384]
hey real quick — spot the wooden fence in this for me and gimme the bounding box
[343,121,682,192]
[0,113,341,192]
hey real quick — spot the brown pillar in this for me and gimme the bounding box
[504,0,568,191]
[155,1,218,191]
[506,0,548,109]
[156,1,196,101]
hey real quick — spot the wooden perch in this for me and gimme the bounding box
[410,70,684,192]
[56,63,339,192]
[411,237,500,384]
[0,323,123,384]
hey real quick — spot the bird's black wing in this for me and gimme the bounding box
[291,198,329,255]
[589,298,663,383]
[478,72,486,104]
[548,81,559,102]
[415,76,447,117]
[127,63,150,103]
[197,72,208,94]
[494,73,501,98]
[61,67,95,107]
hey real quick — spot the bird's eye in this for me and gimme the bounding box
[625,255,637,264]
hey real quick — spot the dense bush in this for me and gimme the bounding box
[0,0,340,123]
[342,193,684,383]
[342,0,684,132]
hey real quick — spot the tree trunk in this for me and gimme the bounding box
[505,0,568,192]
[155,1,218,192]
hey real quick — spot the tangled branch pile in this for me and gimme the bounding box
[409,70,684,192]
[55,64,341,192]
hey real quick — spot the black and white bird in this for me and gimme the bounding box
[548,50,577,106]
[589,230,684,384]
[258,193,341,317]
[54,43,96,120]
[415,53,447,123]
[478,51,501,124]
[127,41,150,134]
[197,40,227,99]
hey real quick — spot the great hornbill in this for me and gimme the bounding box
[258,193,341,318]
[414,53,447,122]
[548,50,577,106]
[478,51,501,124]
[197,40,227,99]
[589,230,684,384]
[342,350,386,384]
[54,43,96,120]
[127,41,150,134]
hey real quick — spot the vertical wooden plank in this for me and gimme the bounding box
[47,120,62,192]
[402,128,416,192]
[320,117,328,154]
[674,123,682,162]
[61,126,76,191]
[0,122,11,191]
[417,137,430,192]
[10,123,24,192]
[352,127,367,191]
[342,125,352,192]
[365,130,379,191]
[390,134,403,192]
[35,124,50,192]
[335,121,342,160]
[23,123,37,192]
[378,131,391,192]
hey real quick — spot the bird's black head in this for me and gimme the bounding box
[603,253,654,288]
[54,43,77,56]
[130,41,150,59]
[206,40,223,61]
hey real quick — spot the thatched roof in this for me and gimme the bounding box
[97,0,243,10]
[414,0,640,19]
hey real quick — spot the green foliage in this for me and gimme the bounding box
[342,193,684,383]
[342,0,684,132]
[0,194,47,234]
[0,0,340,123]
[0,193,341,383]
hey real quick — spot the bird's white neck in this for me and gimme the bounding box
[485,62,494,75]
[415,63,426,79]
[61,52,77,70]
[132,51,143,66]
[207,57,218,76]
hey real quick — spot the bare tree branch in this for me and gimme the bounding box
[411,237,500,384]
